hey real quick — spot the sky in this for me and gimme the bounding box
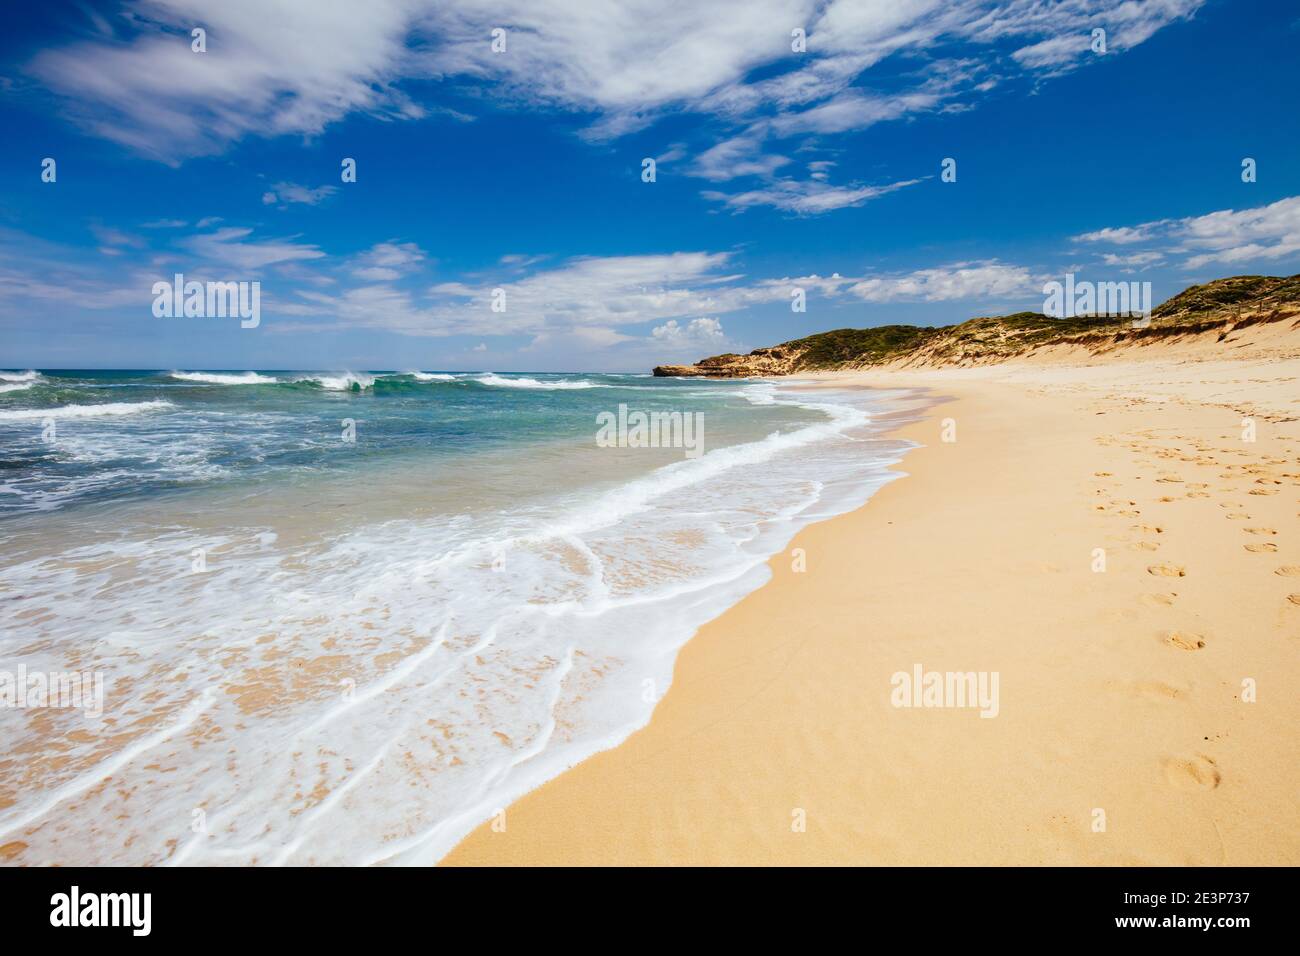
[1,0,1298,372]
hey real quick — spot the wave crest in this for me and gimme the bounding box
[0,401,174,421]
[474,373,598,390]
[169,371,278,385]
[292,372,376,391]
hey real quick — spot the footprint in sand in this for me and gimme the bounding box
[1129,680,1186,700]
[1163,754,1221,791]
[1227,513,1251,520]
[1244,528,1277,535]
[1276,566,1300,577]
[1288,594,1300,607]
[1249,488,1278,496]
[1148,564,1186,577]
[1163,631,1206,651]
[1244,542,1278,553]
[1141,592,1178,607]
[1131,541,1160,551]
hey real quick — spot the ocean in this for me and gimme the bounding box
[0,368,916,864]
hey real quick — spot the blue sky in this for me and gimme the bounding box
[1,0,1298,371]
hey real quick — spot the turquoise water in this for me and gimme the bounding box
[0,369,818,514]
[0,367,918,865]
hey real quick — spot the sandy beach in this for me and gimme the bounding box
[444,327,1300,865]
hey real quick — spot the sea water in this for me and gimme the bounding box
[0,368,919,864]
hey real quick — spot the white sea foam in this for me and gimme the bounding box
[294,372,376,391]
[0,371,42,392]
[0,382,918,867]
[169,371,278,385]
[0,400,173,421]
[474,373,599,390]
[406,372,460,381]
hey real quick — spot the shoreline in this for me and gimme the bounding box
[443,352,1300,865]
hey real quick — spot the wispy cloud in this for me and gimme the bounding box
[90,224,146,256]
[1073,196,1300,270]
[183,227,326,270]
[28,0,426,162]
[703,176,921,215]
[1101,251,1165,269]
[423,252,741,336]
[282,249,1042,342]
[1175,196,1300,268]
[847,261,1035,303]
[349,241,427,281]
[25,0,1203,163]
[262,182,338,207]
[689,133,791,183]
[1074,225,1163,245]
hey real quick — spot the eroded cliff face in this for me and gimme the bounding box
[652,275,1300,378]
[652,345,804,377]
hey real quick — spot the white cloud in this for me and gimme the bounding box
[1011,33,1092,70]
[364,241,426,268]
[766,86,947,137]
[348,241,427,281]
[27,1,1203,161]
[425,252,740,336]
[807,160,835,182]
[656,143,688,164]
[183,227,325,270]
[1,214,1048,348]
[703,177,921,214]
[428,0,812,133]
[90,225,145,249]
[848,261,1034,302]
[651,317,725,345]
[262,182,339,207]
[272,252,740,338]
[353,267,402,282]
[0,226,174,310]
[1176,196,1300,268]
[29,0,428,163]
[284,249,1041,341]
[0,268,154,309]
[1074,225,1161,245]
[1072,196,1300,270]
[690,134,791,182]
[1101,251,1164,268]
[281,250,791,338]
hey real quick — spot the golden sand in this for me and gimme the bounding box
[444,327,1300,865]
